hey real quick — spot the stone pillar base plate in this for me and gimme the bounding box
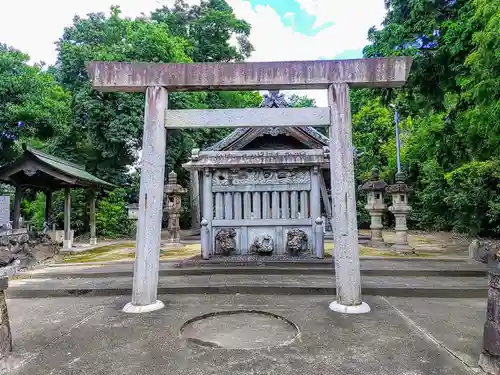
[62,240,72,249]
[329,301,371,314]
[89,238,97,246]
[122,300,164,314]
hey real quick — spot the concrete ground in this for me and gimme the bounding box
[1,294,486,375]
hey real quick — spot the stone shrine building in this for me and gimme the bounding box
[183,91,332,257]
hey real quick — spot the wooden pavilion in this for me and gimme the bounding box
[0,145,115,248]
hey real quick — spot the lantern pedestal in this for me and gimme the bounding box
[0,262,19,359]
[475,242,500,375]
[359,168,388,249]
[163,171,187,250]
[387,172,414,255]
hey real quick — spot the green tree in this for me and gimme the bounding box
[458,0,500,161]
[364,0,476,112]
[444,161,500,236]
[0,45,70,164]
[49,3,261,232]
[359,0,500,235]
[96,189,131,238]
[52,7,191,185]
[151,0,253,62]
[289,94,316,108]
[52,3,260,187]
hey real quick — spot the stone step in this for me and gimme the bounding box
[22,259,486,279]
[23,258,486,278]
[22,265,486,279]
[6,274,488,299]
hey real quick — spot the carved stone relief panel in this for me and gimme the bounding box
[250,234,274,255]
[286,228,309,255]
[215,228,237,256]
[212,168,311,186]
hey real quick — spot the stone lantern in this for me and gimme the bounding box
[359,168,388,248]
[0,259,20,359]
[386,171,413,254]
[474,241,500,374]
[163,171,187,248]
[126,203,139,240]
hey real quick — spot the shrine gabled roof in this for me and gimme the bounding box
[204,91,329,151]
[0,145,116,189]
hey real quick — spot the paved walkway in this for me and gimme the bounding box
[2,294,486,374]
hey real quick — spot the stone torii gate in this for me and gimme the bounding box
[86,57,412,314]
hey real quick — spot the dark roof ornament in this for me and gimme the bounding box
[260,91,290,108]
[386,171,412,194]
[359,167,388,192]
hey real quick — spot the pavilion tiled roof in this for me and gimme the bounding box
[0,145,115,189]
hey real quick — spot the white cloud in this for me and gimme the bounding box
[0,0,385,106]
[226,0,386,106]
[296,0,386,31]
[0,0,198,64]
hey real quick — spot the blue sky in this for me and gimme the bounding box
[0,0,387,105]
[246,0,365,60]
[249,0,335,36]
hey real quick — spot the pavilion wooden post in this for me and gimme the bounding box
[310,165,322,252]
[123,86,168,314]
[63,187,72,249]
[89,190,97,246]
[12,185,22,230]
[190,170,201,232]
[44,190,52,224]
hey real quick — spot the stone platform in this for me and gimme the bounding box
[2,294,486,374]
[6,259,488,299]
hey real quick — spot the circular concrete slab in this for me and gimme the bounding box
[180,310,299,349]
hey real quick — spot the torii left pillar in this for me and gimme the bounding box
[328,83,370,314]
[123,86,167,313]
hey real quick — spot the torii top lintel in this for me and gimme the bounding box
[85,57,413,92]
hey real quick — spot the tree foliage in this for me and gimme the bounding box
[1,1,262,237]
[95,189,131,238]
[0,45,70,164]
[151,0,253,62]
[358,0,500,235]
[50,3,260,188]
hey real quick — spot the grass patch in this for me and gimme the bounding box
[325,242,436,258]
[62,241,439,264]
[62,243,201,264]
[160,244,200,260]
[409,235,436,245]
[62,242,135,264]
[359,247,434,257]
